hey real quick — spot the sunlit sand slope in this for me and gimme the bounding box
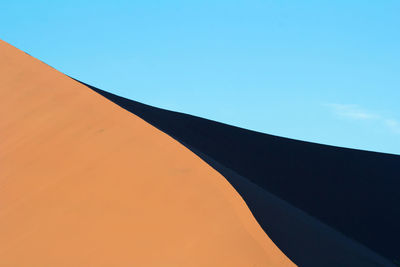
[82,80,400,266]
[0,40,294,266]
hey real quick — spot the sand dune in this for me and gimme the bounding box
[2,38,399,266]
[0,40,294,266]
[84,83,400,266]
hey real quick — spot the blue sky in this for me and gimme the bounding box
[1,1,399,154]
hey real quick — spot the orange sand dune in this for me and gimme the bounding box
[0,40,294,266]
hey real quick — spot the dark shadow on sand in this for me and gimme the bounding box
[78,81,399,266]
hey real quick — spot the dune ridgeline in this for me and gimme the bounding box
[1,39,399,266]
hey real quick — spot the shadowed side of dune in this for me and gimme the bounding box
[82,83,400,266]
[192,148,398,267]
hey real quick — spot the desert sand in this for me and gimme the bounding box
[0,40,294,266]
[85,81,400,267]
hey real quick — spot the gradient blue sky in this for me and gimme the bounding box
[1,1,399,154]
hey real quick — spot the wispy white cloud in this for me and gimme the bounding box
[384,119,400,134]
[326,104,379,120]
[326,103,400,134]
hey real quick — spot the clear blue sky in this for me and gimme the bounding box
[1,1,399,155]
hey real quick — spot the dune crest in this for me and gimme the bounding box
[83,81,400,266]
[0,40,294,266]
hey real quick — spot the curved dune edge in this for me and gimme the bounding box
[82,84,399,266]
[0,40,294,266]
